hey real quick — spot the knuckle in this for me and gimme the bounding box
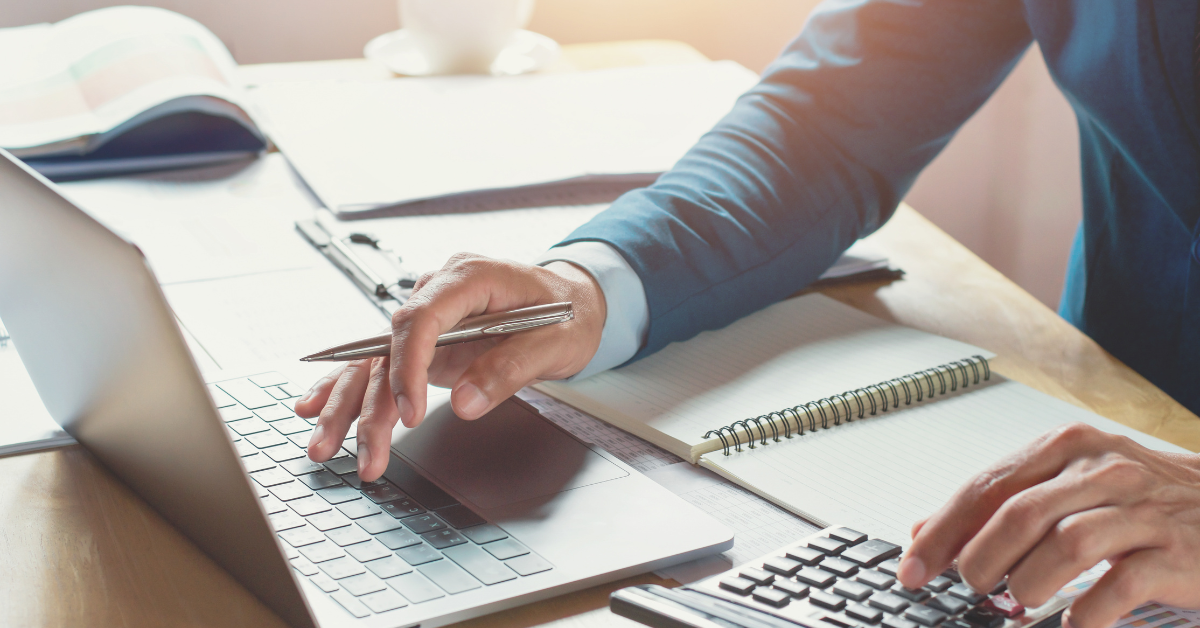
[1047,422,1099,451]
[1051,515,1092,562]
[1000,491,1048,527]
[489,352,528,385]
[1090,454,1146,489]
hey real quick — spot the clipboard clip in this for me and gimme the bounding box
[295,219,420,315]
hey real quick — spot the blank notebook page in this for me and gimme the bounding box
[540,294,991,456]
[703,379,1190,544]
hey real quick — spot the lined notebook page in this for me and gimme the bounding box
[702,379,1190,544]
[538,294,992,460]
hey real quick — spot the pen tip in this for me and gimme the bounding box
[300,357,311,362]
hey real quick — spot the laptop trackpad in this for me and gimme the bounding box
[389,393,627,510]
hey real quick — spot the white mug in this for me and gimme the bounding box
[398,0,535,75]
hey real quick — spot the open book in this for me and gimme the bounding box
[0,7,265,180]
[250,62,760,218]
[537,294,1188,542]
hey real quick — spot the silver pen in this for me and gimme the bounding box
[300,302,574,362]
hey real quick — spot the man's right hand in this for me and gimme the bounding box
[293,253,607,481]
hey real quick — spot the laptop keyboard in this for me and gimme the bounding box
[209,373,554,619]
[688,526,1064,628]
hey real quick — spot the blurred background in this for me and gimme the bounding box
[1,0,1081,310]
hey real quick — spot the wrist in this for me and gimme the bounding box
[544,260,606,368]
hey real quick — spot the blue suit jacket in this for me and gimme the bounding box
[560,1,1200,414]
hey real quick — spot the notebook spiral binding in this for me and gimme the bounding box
[703,355,992,456]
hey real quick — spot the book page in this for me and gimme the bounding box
[702,379,1191,544]
[539,294,992,459]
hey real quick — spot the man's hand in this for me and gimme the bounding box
[897,423,1200,628]
[293,254,606,482]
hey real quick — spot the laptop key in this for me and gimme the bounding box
[289,496,332,517]
[423,529,468,550]
[269,510,306,531]
[260,495,287,515]
[319,555,366,579]
[347,540,394,563]
[309,573,340,593]
[358,513,404,534]
[366,554,413,579]
[263,444,306,463]
[228,417,270,436]
[234,441,258,457]
[383,456,460,510]
[376,528,422,550]
[324,457,358,475]
[280,525,325,548]
[273,418,311,435]
[283,545,300,560]
[299,470,344,490]
[220,406,254,422]
[397,542,443,566]
[254,405,294,422]
[246,431,287,449]
[217,379,277,409]
[208,384,237,408]
[282,457,324,476]
[270,482,312,502]
[360,588,408,613]
[436,504,486,529]
[419,559,482,594]
[463,524,508,545]
[288,432,315,448]
[483,538,530,560]
[308,510,352,532]
[241,455,276,476]
[251,468,294,487]
[253,483,270,498]
[266,386,291,401]
[380,498,425,519]
[342,472,387,490]
[327,525,372,547]
[402,513,448,534]
[362,482,407,504]
[388,572,445,604]
[279,382,304,398]
[317,486,362,505]
[338,500,383,520]
[330,590,371,618]
[300,541,347,564]
[341,573,387,596]
[250,372,289,388]
[291,556,320,576]
[443,543,518,585]
[503,553,553,576]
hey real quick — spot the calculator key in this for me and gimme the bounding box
[380,498,426,519]
[763,556,803,576]
[753,587,792,608]
[346,540,394,563]
[217,379,277,409]
[927,594,968,615]
[282,457,325,476]
[891,586,931,603]
[786,546,826,565]
[388,572,445,604]
[299,470,344,490]
[360,588,408,613]
[982,592,1023,618]
[924,576,953,593]
[821,557,860,577]
[403,513,449,535]
[255,405,295,422]
[289,496,332,517]
[883,616,920,628]
[463,524,508,545]
[846,602,884,623]
[300,541,347,564]
[819,614,856,628]
[941,568,962,583]
[504,553,553,576]
[877,559,901,576]
[342,573,387,596]
[904,604,948,627]
[797,567,838,588]
[376,528,423,550]
[324,457,359,475]
[362,483,408,504]
[424,529,468,550]
[989,581,1007,595]
[366,554,413,579]
[246,431,287,449]
[419,559,481,594]
[856,570,896,590]
[443,543,518,585]
[833,579,875,602]
[962,608,1005,628]
[843,539,903,567]
[358,513,404,535]
[739,567,775,586]
[773,579,809,598]
[436,503,487,529]
[329,590,371,618]
[327,525,372,547]
[316,486,362,505]
[947,583,987,604]
[720,576,756,595]
[829,528,868,546]
[810,537,848,555]
[944,620,972,628]
[397,542,443,566]
[868,591,910,614]
[308,510,351,531]
[338,500,383,520]
[809,590,848,611]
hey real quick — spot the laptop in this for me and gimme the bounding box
[0,149,734,628]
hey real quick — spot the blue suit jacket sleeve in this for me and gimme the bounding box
[557,0,1034,361]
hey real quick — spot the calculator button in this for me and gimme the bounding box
[877,559,901,576]
[821,557,859,578]
[764,556,803,576]
[927,594,968,615]
[774,579,810,598]
[924,576,953,593]
[740,567,775,586]
[982,592,1024,618]
[962,608,1005,628]
[786,546,826,565]
[857,570,896,590]
[944,620,973,628]
[892,585,931,602]
[846,602,884,623]
[810,536,848,555]
[843,540,903,567]
[884,616,920,628]
[833,579,874,602]
[947,583,987,604]
[797,567,838,588]
[904,604,948,627]
[868,591,910,614]
[989,581,1008,595]
[829,528,868,546]
[941,568,962,583]
[809,590,848,611]
[753,587,792,608]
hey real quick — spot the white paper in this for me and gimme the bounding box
[250,62,760,214]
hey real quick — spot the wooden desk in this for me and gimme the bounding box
[2,41,1197,628]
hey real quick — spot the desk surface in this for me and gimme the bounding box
[3,40,1197,628]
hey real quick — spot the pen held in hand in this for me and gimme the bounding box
[300,302,574,362]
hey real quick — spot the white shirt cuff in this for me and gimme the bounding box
[535,241,650,381]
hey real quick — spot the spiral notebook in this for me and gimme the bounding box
[537,294,1187,541]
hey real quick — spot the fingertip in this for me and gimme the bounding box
[395,394,416,427]
[897,554,927,589]
[452,382,489,419]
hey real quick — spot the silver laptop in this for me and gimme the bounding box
[0,150,733,628]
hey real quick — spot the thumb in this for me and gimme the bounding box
[450,333,572,419]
